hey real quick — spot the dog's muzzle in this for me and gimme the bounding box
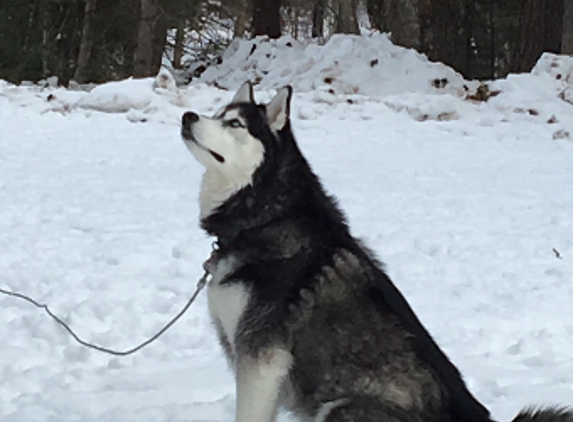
[180,112,226,163]
[181,112,199,141]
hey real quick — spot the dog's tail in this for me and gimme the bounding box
[511,407,573,422]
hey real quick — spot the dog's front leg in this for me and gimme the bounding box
[235,347,292,422]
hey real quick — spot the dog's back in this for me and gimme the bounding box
[281,248,489,422]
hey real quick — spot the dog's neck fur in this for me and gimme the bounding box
[199,165,256,219]
[200,124,342,250]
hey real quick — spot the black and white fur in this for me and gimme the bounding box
[180,82,573,422]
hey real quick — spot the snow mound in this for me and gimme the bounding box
[532,53,573,84]
[77,78,156,113]
[198,33,469,98]
[154,68,177,92]
[485,53,573,135]
[76,71,186,115]
[531,54,573,109]
[66,72,188,124]
[3,35,573,130]
[0,79,10,95]
[383,93,461,121]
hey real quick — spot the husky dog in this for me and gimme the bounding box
[180,82,572,422]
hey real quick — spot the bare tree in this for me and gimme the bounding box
[133,0,167,77]
[512,0,564,72]
[234,0,252,38]
[40,0,82,83]
[543,0,565,55]
[367,0,420,49]
[335,0,360,34]
[563,0,573,54]
[252,0,281,38]
[419,0,468,75]
[151,11,168,73]
[366,0,384,32]
[172,20,185,69]
[311,0,325,38]
[74,0,97,83]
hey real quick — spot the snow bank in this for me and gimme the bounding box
[76,70,185,117]
[26,70,188,123]
[195,36,573,124]
[532,53,573,83]
[198,33,470,98]
[484,53,573,138]
[77,78,156,113]
[531,53,573,108]
[2,35,573,129]
[0,79,9,94]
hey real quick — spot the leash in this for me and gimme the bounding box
[0,248,219,357]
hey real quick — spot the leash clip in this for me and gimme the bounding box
[200,242,220,288]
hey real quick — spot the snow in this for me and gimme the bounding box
[77,77,157,112]
[199,33,471,97]
[1,35,573,421]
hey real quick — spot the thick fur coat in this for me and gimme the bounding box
[180,82,573,422]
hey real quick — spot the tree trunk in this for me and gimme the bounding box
[74,0,97,83]
[564,0,573,54]
[366,0,420,49]
[151,13,167,73]
[39,1,81,84]
[366,0,384,32]
[292,5,299,39]
[488,0,496,78]
[389,0,420,49]
[252,0,281,38]
[40,2,58,78]
[419,0,467,74]
[173,21,184,69]
[312,0,325,38]
[462,0,475,78]
[335,0,360,34]
[512,0,564,73]
[123,0,141,77]
[234,0,252,38]
[544,0,564,54]
[133,0,158,77]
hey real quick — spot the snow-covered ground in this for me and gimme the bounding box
[1,36,572,421]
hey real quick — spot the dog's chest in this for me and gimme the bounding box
[207,255,249,355]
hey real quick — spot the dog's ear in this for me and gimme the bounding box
[266,85,292,132]
[232,81,254,104]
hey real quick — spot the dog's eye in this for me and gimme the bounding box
[227,119,243,129]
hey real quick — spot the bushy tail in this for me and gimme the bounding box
[512,407,573,422]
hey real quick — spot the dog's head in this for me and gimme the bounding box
[181,82,292,216]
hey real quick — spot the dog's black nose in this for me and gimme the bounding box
[182,112,199,126]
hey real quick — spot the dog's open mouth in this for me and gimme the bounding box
[181,129,225,164]
[206,149,225,163]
